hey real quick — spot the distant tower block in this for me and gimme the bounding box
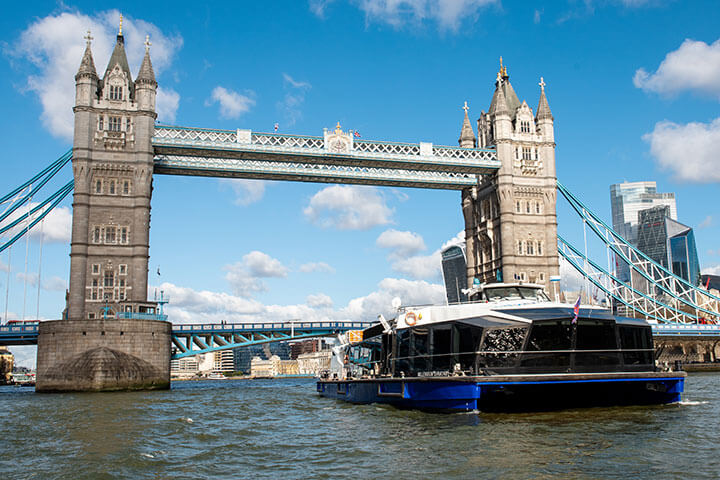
[37,23,170,392]
[461,64,559,288]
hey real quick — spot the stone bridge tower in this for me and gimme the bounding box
[36,24,170,392]
[461,62,560,292]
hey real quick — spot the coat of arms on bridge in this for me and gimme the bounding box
[323,122,354,154]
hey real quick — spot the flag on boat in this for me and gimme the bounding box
[572,296,581,324]
[353,131,361,138]
[274,123,279,132]
[706,277,711,290]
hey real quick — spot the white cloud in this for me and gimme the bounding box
[634,38,720,99]
[42,276,68,291]
[304,185,393,230]
[533,9,542,24]
[0,260,9,273]
[152,275,444,327]
[224,251,288,297]
[156,87,180,123]
[6,345,37,370]
[220,179,266,206]
[309,0,336,17]
[207,86,255,119]
[353,0,498,32]
[299,262,335,273]
[702,265,720,276]
[391,252,442,280]
[643,117,720,183]
[342,277,445,320]
[559,256,586,293]
[2,202,71,245]
[10,10,182,141]
[277,73,311,128]
[699,216,713,229]
[376,229,426,258]
[16,272,38,287]
[307,293,333,308]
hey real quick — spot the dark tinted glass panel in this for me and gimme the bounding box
[396,329,410,375]
[576,320,617,350]
[453,323,483,373]
[479,327,527,369]
[619,325,653,365]
[411,328,429,373]
[526,321,572,351]
[430,326,452,373]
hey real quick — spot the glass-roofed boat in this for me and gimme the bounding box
[317,283,685,412]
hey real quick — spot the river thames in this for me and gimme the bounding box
[1,373,718,479]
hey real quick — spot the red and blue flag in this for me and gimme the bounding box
[572,297,581,324]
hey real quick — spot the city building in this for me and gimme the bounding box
[636,206,701,286]
[290,339,323,359]
[0,347,13,384]
[170,356,200,379]
[234,343,291,373]
[441,244,468,303]
[701,274,720,293]
[214,349,235,374]
[610,181,677,246]
[298,351,331,376]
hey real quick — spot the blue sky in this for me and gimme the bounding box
[2,1,720,365]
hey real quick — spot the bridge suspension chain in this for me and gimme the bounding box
[557,181,719,324]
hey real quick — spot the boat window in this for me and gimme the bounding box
[430,325,452,373]
[396,329,410,375]
[575,319,620,368]
[576,320,617,350]
[619,325,653,365]
[517,287,550,302]
[485,287,522,301]
[526,321,572,351]
[411,328,429,372]
[482,327,527,352]
[453,323,483,372]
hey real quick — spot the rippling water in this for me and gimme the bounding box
[1,373,718,479]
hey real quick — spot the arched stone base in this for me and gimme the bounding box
[36,319,171,392]
[654,336,720,366]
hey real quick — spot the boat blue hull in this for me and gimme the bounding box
[317,374,685,412]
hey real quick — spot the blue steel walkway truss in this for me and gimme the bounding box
[171,321,373,359]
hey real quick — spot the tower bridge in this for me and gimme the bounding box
[1,25,719,391]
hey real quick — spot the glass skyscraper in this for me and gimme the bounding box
[636,206,700,286]
[441,244,468,304]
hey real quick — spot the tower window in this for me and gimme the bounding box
[109,116,122,132]
[109,85,123,101]
[119,264,127,275]
[520,121,530,133]
[517,241,523,255]
[109,180,116,195]
[93,227,101,243]
[522,147,532,160]
[527,241,535,255]
[516,201,521,213]
[120,227,128,244]
[538,242,543,256]
[98,117,104,130]
[105,226,116,244]
[92,264,100,275]
[95,179,102,194]
[122,180,130,195]
[526,201,530,214]
[126,118,131,132]
[535,202,541,214]
[103,271,115,288]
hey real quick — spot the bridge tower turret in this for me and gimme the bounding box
[38,20,169,393]
[463,61,560,292]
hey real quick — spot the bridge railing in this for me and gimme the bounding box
[172,321,374,333]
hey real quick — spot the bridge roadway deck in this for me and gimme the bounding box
[3,321,718,350]
[152,126,499,189]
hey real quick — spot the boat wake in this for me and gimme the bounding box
[678,399,709,406]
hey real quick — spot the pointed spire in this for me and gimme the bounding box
[536,76,553,121]
[103,13,133,83]
[459,101,476,148]
[492,77,509,116]
[76,30,98,79]
[136,35,156,84]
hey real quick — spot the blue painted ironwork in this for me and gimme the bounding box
[557,181,720,324]
[652,323,720,336]
[171,321,373,359]
[116,312,168,321]
[152,126,498,189]
[0,322,39,345]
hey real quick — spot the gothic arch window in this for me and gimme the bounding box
[517,240,523,255]
[527,241,535,256]
[535,201,541,214]
[122,180,130,195]
[526,201,530,214]
[516,201,521,213]
[95,179,102,194]
[98,116,104,130]
[109,179,116,195]
[109,116,121,132]
[109,85,123,101]
[537,241,543,256]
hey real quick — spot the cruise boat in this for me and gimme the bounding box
[317,283,685,412]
